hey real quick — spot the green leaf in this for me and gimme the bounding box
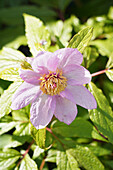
[14,122,31,136]
[106,69,113,81]
[32,145,44,159]
[0,47,25,73]
[45,149,57,163]
[47,18,72,47]
[0,67,21,81]
[0,149,21,169]
[0,26,24,48]
[19,151,38,170]
[106,53,113,81]
[66,150,80,170]
[68,145,104,170]
[30,124,46,148]
[56,150,80,170]
[0,122,18,135]
[90,38,113,56]
[52,118,107,142]
[89,82,113,144]
[106,52,113,69]
[68,26,93,53]
[56,151,68,170]
[0,134,31,149]
[6,36,27,49]
[0,81,23,118]
[104,160,113,169]
[24,14,51,56]
[83,46,99,68]
[12,107,29,121]
[86,144,112,157]
[86,17,104,40]
[108,6,113,19]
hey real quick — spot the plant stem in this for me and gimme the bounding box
[46,127,64,147]
[17,139,35,167]
[40,157,46,170]
[91,68,109,77]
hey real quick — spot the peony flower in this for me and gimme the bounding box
[11,48,97,129]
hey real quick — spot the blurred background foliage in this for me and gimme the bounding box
[0,0,113,48]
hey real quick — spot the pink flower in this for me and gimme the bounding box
[11,48,97,129]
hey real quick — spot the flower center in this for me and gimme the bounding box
[39,69,67,96]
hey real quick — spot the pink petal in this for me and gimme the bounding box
[11,82,41,110]
[35,51,46,58]
[32,51,60,72]
[32,52,52,72]
[60,88,76,104]
[63,64,91,85]
[54,95,77,125]
[30,95,56,129]
[53,48,83,68]
[19,69,40,85]
[47,56,60,72]
[67,85,97,109]
[24,52,46,67]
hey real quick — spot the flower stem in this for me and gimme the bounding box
[91,68,109,77]
[40,157,46,170]
[46,127,64,147]
[17,140,35,167]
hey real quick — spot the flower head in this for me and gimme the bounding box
[11,48,97,129]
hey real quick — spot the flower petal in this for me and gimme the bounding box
[67,85,97,109]
[54,95,77,125]
[11,82,41,110]
[32,51,60,72]
[60,88,76,104]
[47,56,60,72]
[53,48,83,68]
[32,52,52,72]
[19,69,40,85]
[30,95,56,129]
[63,64,91,85]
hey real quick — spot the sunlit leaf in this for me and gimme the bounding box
[32,145,44,159]
[24,14,51,56]
[106,69,113,82]
[0,134,31,149]
[68,26,93,53]
[0,122,17,135]
[106,52,113,69]
[68,145,104,170]
[45,149,57,163]
[6,36,27,49]
[56,150,80,170]
[19,151,38,170]
[0,68,21,81]
[0,81,22,118]
[30,124,46,148]
[90,38,113,56]
[0,47,25,73]
[0,149,21,169]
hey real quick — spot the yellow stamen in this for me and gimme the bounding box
[39,69,67,96]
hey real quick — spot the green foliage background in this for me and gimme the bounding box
[0,0,113,169]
